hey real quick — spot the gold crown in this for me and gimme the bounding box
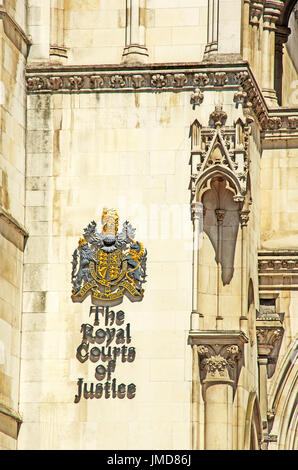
[78,237,87,246]
[101,207,119,235]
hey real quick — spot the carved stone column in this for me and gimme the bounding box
[191,202,204,330]
[122,0,149,64]
[256,307,284,445]
[239,209,250,331]
[215,209,226,330]
[248,1,264,81]
[274,25,291,105]
[189,331,248,450]
[50,0,67,60]
[205,0,219,55]
[261,1,284,106]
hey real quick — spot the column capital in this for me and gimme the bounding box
[249,1,265,25]
[263,1,284,29]
[256,309,284,358]
[189,330,249,384]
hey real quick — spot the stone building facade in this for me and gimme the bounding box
[0,0,297,450]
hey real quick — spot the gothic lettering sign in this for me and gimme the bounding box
[74,307,136,403]
[71,208,147,307]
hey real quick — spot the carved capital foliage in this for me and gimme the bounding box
[256,327,283,348]
[189,330,248,386]
[256,301,284,364]
[198,343,241,382]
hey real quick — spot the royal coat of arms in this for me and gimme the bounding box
[71,208,147,307]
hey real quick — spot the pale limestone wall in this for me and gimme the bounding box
[27,0,211,65]
[19,90,196,449]
[260,145,298,250]
[282,46,298,107]
[0,8,27,449]
[146,0,207,63]
[3,0,27,32]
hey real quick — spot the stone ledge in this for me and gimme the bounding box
[25,61,298,134]
[0,6,31,58]
[188,330,249,346]
[0,207,28,251]
[0,404,22,440]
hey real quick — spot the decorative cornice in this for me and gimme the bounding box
[258,251,298,291]
[0,7,31,58]
[25,61,298,135]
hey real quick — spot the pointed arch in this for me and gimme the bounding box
[195,166,243,204]
[269,338,298,449]
[243,392,263,449]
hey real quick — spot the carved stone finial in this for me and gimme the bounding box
[210,105,227,127]
[234,86,247,108]
[190,87,204,108]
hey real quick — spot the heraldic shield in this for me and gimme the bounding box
[71,208,147,307]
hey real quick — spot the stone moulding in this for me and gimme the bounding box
[25,61,298,134]
[258,251,298,290]
[0,6,31,58]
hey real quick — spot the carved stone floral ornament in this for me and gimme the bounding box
[198,343,241,381]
